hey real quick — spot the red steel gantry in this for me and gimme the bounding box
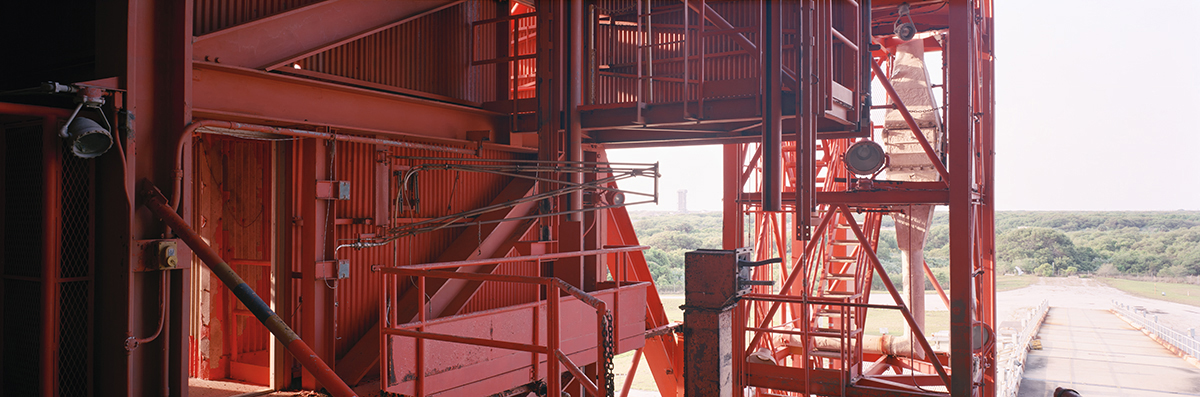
[0,0,992,396]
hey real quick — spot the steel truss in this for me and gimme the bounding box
[723,2,996,397]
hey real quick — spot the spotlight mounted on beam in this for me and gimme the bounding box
[57,86,113,159]
[844,140,887,176]
[893,3,917,41]
[64,117,113,159]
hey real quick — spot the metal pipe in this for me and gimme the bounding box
[139,182,358,397]
[568,0,584,222]
[126,271,169,349]
[761,0,783,212]
[161,272,171,397]
[392,245,648,271]
[170,120,479,213]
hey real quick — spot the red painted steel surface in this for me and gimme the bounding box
[193,0,322,36]
[0,0,993,395]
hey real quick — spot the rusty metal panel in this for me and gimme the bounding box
[194,0,324,36]
[296,1,500,104]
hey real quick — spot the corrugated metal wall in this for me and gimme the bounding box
[296,1,500,104]
[194,0,323,36]
[329,143,538,356]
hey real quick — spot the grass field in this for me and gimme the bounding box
[613,296,683,392]
[996,274,1035,291]
[1099,278,1200,307]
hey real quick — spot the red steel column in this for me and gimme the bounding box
[41,116,62,397]
[723,144,744,249]
[761,0,783,212]
[299,139,337,390]
[979,1,997,395]
[949,1,977,396]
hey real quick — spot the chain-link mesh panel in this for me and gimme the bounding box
[59,280,91,395]
[5,128,44,278]
[3,280,43,396]
[60,147,92,279]
[59,134,94,395]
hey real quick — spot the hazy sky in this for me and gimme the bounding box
[609,0,1200,212]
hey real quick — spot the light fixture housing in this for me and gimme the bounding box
[65,117,113,159]
[845,140,886,176]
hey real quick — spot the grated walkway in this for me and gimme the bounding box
[1019,307,1200,397]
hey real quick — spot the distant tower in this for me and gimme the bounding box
[677,189,688,212]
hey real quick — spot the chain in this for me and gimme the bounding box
[601,312,616,397]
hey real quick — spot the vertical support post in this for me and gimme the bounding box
[761,0,783,212]
[299,139,335,389]
[723,144,744,250]
[979,2,997,396]
[568,0,584,222]
[548,282,561,397]
[795,0,815,241]
[683,249,742,397]
[596,303,608,397]
[495,0,513,140]
[416,275,425,396]
[42,116,62,397]
[536,0,562,248]
[948,1,977,396]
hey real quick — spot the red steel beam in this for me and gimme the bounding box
[192,62,501,142]
[193,0,458,69]
[394,245,648,272]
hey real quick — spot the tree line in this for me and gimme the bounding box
[631,211,1200,292]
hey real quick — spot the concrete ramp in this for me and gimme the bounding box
[1019,307,1200,397]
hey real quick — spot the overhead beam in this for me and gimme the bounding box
[192,62,500,142]
[193,0,458,69]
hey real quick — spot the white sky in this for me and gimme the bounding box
[609,0,1200,212]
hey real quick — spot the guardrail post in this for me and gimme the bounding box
[548,281,561,397]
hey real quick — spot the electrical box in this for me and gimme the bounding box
[316,260,351,280]
[156,240,179,269]
[316,180,351,200]
[133,239,186,272]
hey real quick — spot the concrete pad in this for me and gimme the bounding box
[1019,307,1200,397]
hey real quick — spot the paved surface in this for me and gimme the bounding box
[1018,307,1200,397]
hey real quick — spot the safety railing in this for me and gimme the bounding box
[1113,300,1200,361]
[995,300,1049,397]
[379,246,648,397]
